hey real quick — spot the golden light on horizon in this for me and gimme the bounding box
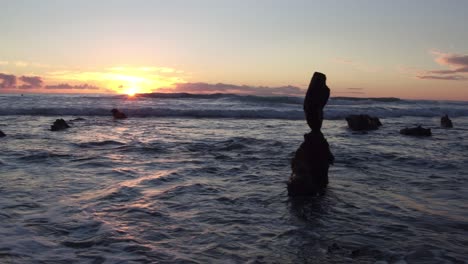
[44,66,187,94]
[124,87,137,96]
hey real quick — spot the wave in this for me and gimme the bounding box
[1,105,468,119]
[116,93,401,105]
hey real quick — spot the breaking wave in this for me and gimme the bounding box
[0,93,467,119]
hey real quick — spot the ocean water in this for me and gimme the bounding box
[0,94,467,263]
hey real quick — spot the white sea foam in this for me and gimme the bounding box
[0,94,467,119]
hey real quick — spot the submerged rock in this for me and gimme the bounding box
[0,130,5,137]
[345,114,382,131]
[288,72,334,196]
[51,119,70,131]
[111,108,127,119]
[400,126,431,137]
[288,132,334,196]
[441,114,453,128]
[69,117,86,122]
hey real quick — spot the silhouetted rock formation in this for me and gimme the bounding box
[441,114,453,128]
[400,126,431,137]
[304,72,330,132]
[288,72,334,196]
[111,108,127,119]
[50,119,70,131]
[345,114,382,131]
[0,130,5,137]
[288,132,334,196]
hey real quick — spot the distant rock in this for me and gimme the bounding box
[0,130,5,137]
[50,119,70,131]
[400,126,431,137]
[111,108,127,119]
[69,117,86,122]
[288,132,334,196]
[441,114,453,128]
[345,114,382,131]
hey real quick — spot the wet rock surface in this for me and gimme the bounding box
[400,125,431,136]
[50,119,70,131]
[441,114,453,128]
[345,114,382,131]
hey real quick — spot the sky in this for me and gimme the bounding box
[0,0,467,100]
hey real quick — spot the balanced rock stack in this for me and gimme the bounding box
[288,72,334,196]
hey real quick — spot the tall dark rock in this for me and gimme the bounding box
[288,72,334,196]
[303,72,330,132]
[0,130,5,137]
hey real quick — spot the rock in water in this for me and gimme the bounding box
[0,130,5,137]
[441,114,453,128]
[288,72,334,196]
[111,108,127,119]
[50,119,70,131]
[345,114,382,131]
[400,126,431,136]
[288,132,334,196]
[304,72,330,132]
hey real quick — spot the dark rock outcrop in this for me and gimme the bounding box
[288,72,334,196]
[441,114,453,128]
[345,114,382,131]
[0,130,5,137]
[50,119,70,131]
[400,126,431,136]
[288,132,334,196]
[111,108,127,119]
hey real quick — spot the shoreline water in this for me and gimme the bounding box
[1,94,468,263]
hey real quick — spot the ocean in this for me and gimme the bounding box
[0,94,467,263]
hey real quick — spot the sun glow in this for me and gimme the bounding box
[125,87,137,96]
[43,66,186,94]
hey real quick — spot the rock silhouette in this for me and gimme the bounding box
[345,114,382,131]
[441,115,453,128]
[400,126,431,137]
[288,72,334,196]
[303,72,330,132]
[50,119,70,131]
[69,117,86,122]
[0,130,5,137]
[111,108,127,119]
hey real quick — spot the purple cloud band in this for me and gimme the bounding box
[418,52,468,81]
[157,82,306,96]
[0,72,103,91]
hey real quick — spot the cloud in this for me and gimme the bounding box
[18,76,43,89]
[157,82,306,96]
[417,51,468,81]
[45,83,101,90]
[0,73,17,88]
[417,75,467,81]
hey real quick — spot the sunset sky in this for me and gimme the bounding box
[1,0,467,100]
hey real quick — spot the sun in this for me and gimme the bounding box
[124,87,137,96]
